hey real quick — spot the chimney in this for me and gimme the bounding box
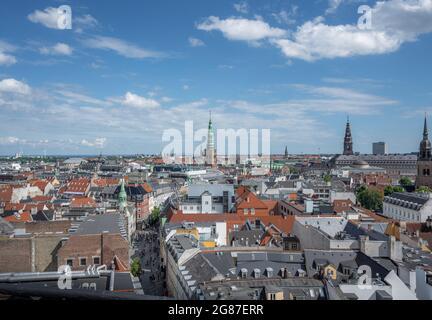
[359,235,369,254]
[389,236,402,262]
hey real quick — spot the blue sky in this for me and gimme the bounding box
[0,0,432,155]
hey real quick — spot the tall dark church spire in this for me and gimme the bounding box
[343,116,353,155]
[416,115,432,189]
[419,114,431,160]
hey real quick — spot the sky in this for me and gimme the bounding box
[0,0,432,156]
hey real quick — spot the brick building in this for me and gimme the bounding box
[56,214,130,271]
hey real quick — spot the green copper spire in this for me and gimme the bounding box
[208,110,213,130]
[118,178,127,210]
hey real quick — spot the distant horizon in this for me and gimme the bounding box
[0,151,420,158]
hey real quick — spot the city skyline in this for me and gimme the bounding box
[1,0,432,155]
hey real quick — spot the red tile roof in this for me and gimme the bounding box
[31,195,53,203]
[62,178,90,194]
[92,178,121,187]
[333,199,354,214]
[0,185,13,203]
[168,211,295,234]
[142,182,153,193]
[70,196,96,208]
[4,212,33,223]
[30,179,50,192]
[236,188,269,210]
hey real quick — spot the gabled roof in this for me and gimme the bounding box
[4,212,33,223]
[236,187,269,210]
[31,210,53,221]
[70,196,97,208]
[30,179,50,192]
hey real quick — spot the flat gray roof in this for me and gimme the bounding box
[74,213,125,236]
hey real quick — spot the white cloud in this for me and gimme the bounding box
[81,36,164,59]
[56,90,109,106]
[0,79,31,95]
[272,0,432,61]
[326,0,344,14]
[28,7,61,29]
[0,136,22,145]
[371,0,432,40]
[74,14,98,33]
[122,92,160,109]
[175,98,208,109]
[218,64,234,69]
[81,137,106,148]
[161,96,174,103]
[0,40,17,66]
[0,79,400,153]
[183,85,190,90]
[271,18,401,61]
[0,52,16,66]
[234,2,249,14]
[197,16,286,42]
[188,37,205,47]
[272,6,298,25]
[40,43,73,56]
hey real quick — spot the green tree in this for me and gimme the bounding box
[323,174,332,183]
[356,187,383,211]
[384,186,393,196]
[150,207,161,225]
[384,185,404,196]
[289,166,299,174]
[393,186,404,193]
[417,186,432,193]
[356,185,367,194]
[399,177,413,187]
[131,258,141,277]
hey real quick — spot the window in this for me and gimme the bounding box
[79,257,87,266]
[66,259,73,267]
[269,293,276,300]
[243,208,248,215]
[93,256,100,265]
[251,208,255,215]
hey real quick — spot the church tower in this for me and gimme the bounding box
[343,117,354,155]
[416,115,432,188]
[206,111,216,167]
[118,178,127,211]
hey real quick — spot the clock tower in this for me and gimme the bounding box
[416,115,432,188]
